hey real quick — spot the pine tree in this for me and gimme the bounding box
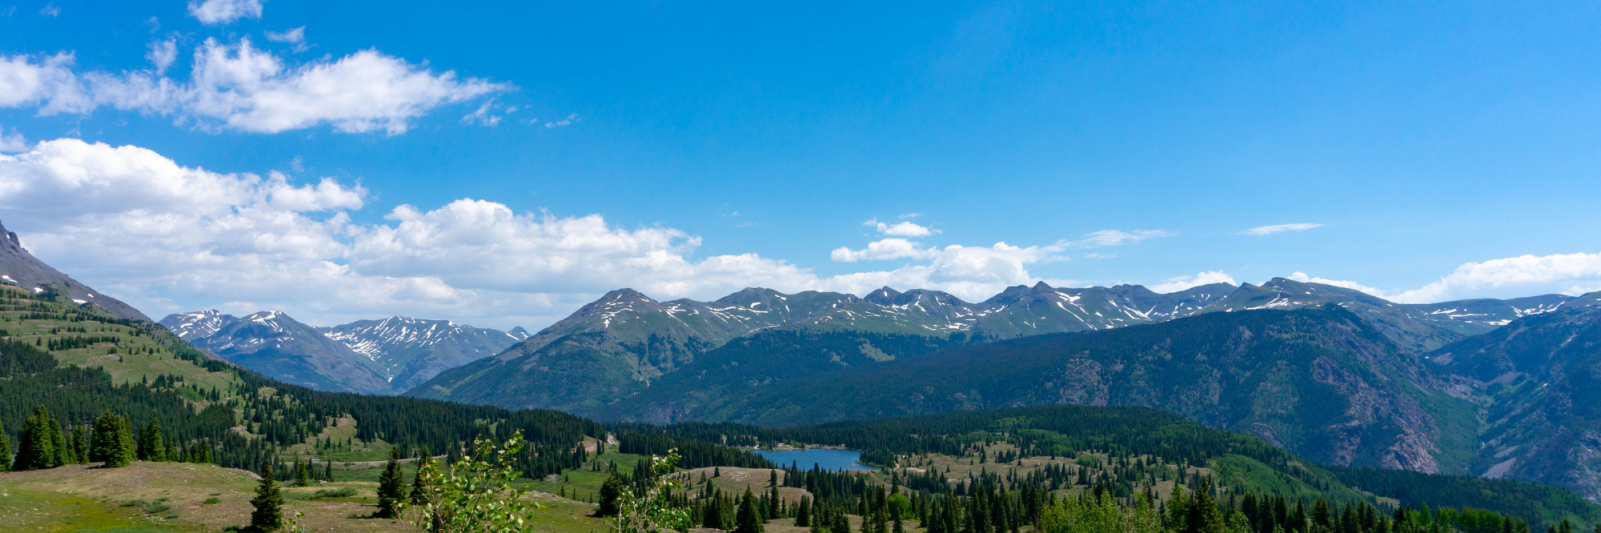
[737,488,764,533]
[295,459,311,487]
[137,418,165,462]
[90,412,136,467]
[375,447,405,518]
[597,473,626,517]
[250,461,284,531]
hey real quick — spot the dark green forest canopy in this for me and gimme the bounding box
[612,404,1601,530]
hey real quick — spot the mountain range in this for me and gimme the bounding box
[158,310,527,394]
[406,278,1573,412]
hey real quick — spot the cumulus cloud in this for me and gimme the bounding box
[0,39,506,134]
[0,125,26,152]
[831,238,940,262]
[0,138,1089,329]
[146,38,178,75]
[0,53,92,113]
[188,0,264,25]
[865,217,938,237]
[1241,223,1322,236]
[1150,271,1237,293]
[1287,272,1389,298]
[1389,253,1601,303]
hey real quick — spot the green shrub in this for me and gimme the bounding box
[119,499,146,507]
[203,497,222,504]
[311,487,357,500]
[143,503,171,514]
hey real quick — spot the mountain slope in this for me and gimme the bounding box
[1430,294,1601,501]
[0,218,149,322]
[319,316,527,390]
[161,311,524,394]
[166,310,393,394]
[642,306,1472,474]
[406,283,1250,410]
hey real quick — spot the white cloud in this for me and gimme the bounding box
[1,39,507,135]
[831,238,939,262]
[544,113,578,128]
[0,125,26,152]
[39,3,58,17]
[1150,271,1237,293]
[1241,223,1322,236]
[265,27,308,53]
[865,217,939,237]
[265,27,305,44]
[1069,229,1172,248]
[1287,272,1389,298]
[1390,252,1601,303]
[462,101,502,126]
[146,38,178,75]
[0,138,1083,329]
[188,0,263,25]
[0,53,93,113]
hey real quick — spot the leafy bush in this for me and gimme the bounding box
[203,497,222,504]
[143,503,171,514]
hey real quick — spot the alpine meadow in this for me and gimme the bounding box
[4,2,1601,533]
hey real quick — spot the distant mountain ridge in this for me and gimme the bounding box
[407,278,1576,412]
[159,310,524,394]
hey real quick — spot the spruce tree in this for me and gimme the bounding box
[14,406,56,470]
[46,418,69,467]
[409,452,433,505]
[295,459,311,487]
[375,447,405,518]
[597,473,626,517]
[90,412,135,467]
[796,496,811,527]
[736,488,764,533]
[137,418,165,462]
[250,461,284,531]
[0,419,10,471]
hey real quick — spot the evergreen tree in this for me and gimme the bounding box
[597,473,626,517]
[737,488,764,533]
[89,412,136,467]
[0,418,9,471]
[137,418,165,462]
[375,447,405,518]
[14,406,57,470]
[796,496,812,527]
[409,451,433,505]
[46,417,69,466]
[250,461,284,531]
[295,459,310,486]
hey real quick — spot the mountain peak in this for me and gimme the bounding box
[864,286,902,305]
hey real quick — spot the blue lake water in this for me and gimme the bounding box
[754,449,877,472]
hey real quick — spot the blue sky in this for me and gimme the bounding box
[1,0,1600,329]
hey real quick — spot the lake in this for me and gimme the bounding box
[754,448,877,472]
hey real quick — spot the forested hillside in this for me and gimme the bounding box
[614,405,1601,531]
[606,306,1473,474]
